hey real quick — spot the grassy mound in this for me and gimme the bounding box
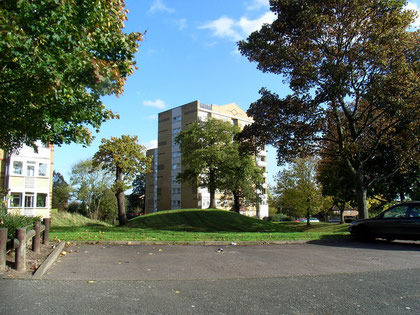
[51,212,111,227]
[124,209,295,232]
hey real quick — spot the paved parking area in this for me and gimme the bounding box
[43,240,420,280]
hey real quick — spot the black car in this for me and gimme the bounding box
[349,202,420,241]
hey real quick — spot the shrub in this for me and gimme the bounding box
[0,200,41,239]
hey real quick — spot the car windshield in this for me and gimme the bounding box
[381,205,409,218]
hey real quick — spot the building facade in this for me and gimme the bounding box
[145,100,268,218]
[0,143,54,219]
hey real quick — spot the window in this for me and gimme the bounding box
[36,193,47,207]
[25,194,34,208]
[38,163,48,176]
[27,161,35,176]
[173,116,181,122]
[172,188,181,194]
[172,163,180,170]
[172,200,181,207]
[172,152,181,158]
[172,128,181,135]
[408,206,420,218]
[383,206,408,218]
[11,193,22,207]
[13,161,23,175]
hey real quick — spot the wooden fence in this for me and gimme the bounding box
[0,218,51,272]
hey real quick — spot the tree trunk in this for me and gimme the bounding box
[115,167,127,225]
[208,168,217,209]
[355,170,368,219]
[233,191,240,213]
[340,203,345,224]
[306,208,311,226]
[399,191,405,203]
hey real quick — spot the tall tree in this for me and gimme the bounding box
[219,144,264,213]
[93,135,151,225]
[127,174,146,212]
[317,155,355,223]
[52,171,71,212]
[70,159,113,220]
[0,0,141,151]
[275,157,324,225]
[176,119,239,209]
[238,0,420,219]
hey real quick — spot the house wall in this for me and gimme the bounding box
[0,143,54,219]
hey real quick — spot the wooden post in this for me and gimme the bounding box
[0,228,7,273]
[15,228,26,272]
[43,218,50,246]
[32,221,41,254]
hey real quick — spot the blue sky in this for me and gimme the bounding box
[53,0,420,186]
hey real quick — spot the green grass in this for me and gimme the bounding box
[50,209,350,242]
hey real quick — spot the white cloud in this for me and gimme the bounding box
[148,0,175,14]
[199,12,276,42]
[238,11,276,35]
[199,16,242,41]
[176,18,187,30]
[247,0,269,11]
[143,99,166,109]
[406,2,420,28]
[145,140,158,149]
[147,114,157,120]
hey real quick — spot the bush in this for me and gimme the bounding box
[0,213,41,240]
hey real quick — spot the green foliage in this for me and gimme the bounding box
[238,0,420,219]
[93,135,151,225]
[70,159,114,220]
[0,202,41,239]
[0,0,141,151]
[275,157,324,222]
[52,171,71,212]
[176,118,261,209]
[127,174,146,212]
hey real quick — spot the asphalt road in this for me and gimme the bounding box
[0,240,419,314]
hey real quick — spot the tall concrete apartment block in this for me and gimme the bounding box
[0,142,54,219]
[145,100,269,218]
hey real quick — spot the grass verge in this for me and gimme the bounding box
[50,209,350,242]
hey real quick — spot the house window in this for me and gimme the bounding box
[172,200,181,207]
[172,188,181,194]
[25,193,34,208]
[13,161,23,175]
[172,163,180,170]
[172,128,181,135]
[38,163,48,176]
[27,161,35,176]
[173,116,181,122]
[36,193,47,207]
[11,193,22,207]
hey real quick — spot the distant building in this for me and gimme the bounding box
[145,100,268,218]
[0,142,54,218]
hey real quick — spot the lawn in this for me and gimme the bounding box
[50,209,350,242]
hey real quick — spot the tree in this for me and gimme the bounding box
[93,135,151,225]
[0,0,142,152]
[70,159,113,220]
[238,0,420,219]
[275,157,323,225]
[219,143,264,213]
[52,171,71,212]
[317,155,355,223]
[176,119,239,209]
[127,174,146,212]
